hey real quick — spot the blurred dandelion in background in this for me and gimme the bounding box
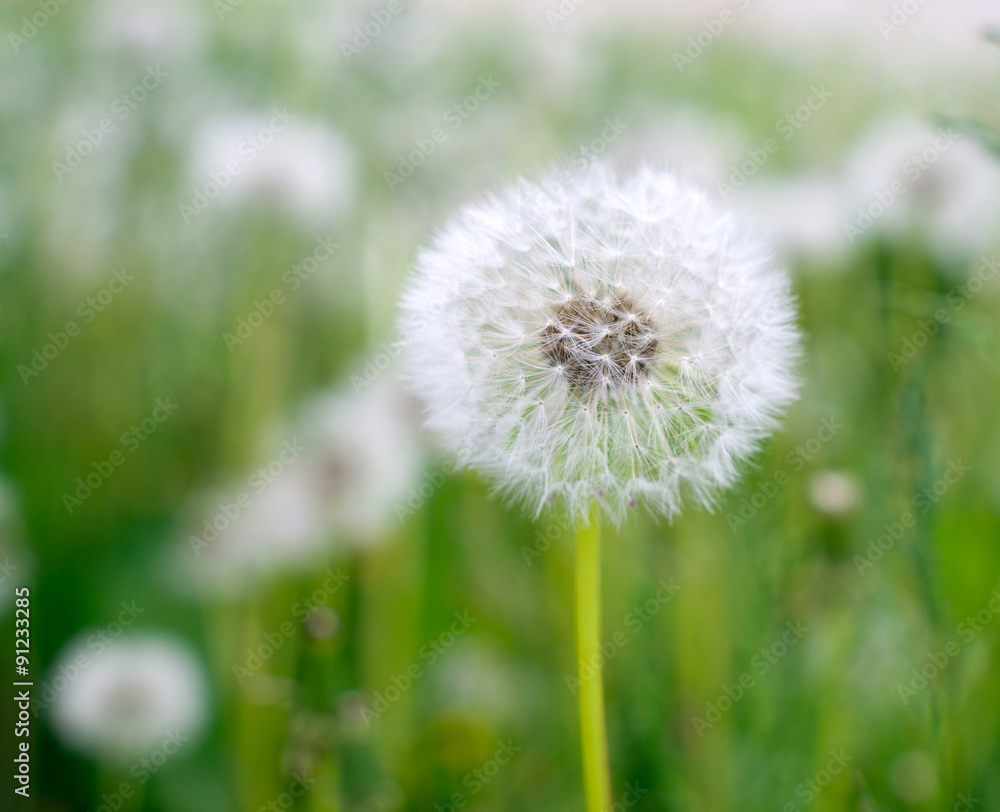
[48,636,208,762]
[295,377,423,544]
[177,376,422,597]
[843,115,1000,261]
[185,114,358,231]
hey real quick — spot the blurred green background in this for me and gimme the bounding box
[2,0,1000,810]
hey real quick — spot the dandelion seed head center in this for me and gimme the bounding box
[105,678,151,722]
[540,294,659,393]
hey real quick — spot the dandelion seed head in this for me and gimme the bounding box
[189,115,357,229]
[177,377,423,598]
[844,115,1000,259]
[540,293,658,393]
[399,163,801,525]
[49,636,207,762]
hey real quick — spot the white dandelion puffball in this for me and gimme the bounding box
[298,377,423,542]
[183,469,330,597]
[399,163,800,525]
[178,377,422,597]
[49,636,207,762]
[189,114,357,229]
[843,116,1000,259]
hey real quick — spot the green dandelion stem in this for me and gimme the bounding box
[575,510,612,812]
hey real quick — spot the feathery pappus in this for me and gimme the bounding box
[399,163,801,525]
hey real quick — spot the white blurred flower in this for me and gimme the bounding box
[88,0,205,60]
[179,377,422,596]
[843,116,1000,258]
[399,163,801,525]
[49,636,207,762]
[184,467,330,596]
[519,34,595,98]
[298,376,423,543]
[188,113,357,229]
[807,470,860,518]
[616,109,748,188]
[740,173,851,264]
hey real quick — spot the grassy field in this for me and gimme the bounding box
[1,2,999,810]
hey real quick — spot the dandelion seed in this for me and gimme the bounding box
[399,162,800,526]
